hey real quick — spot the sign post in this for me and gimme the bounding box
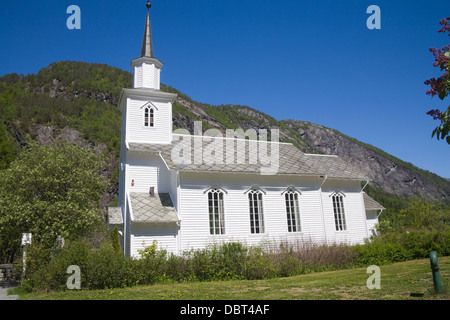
[21,233,32,281]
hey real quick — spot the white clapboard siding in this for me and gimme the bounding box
[365,210,379,238]
[168,169,179,212]
[126,97,172,144]
[126,151,169,194]
[133,64,161,90]
[321,179,368,245]
[133,65,143,88]
[130,223,178,258]
[178,172,329,252]
[142,63,160,90]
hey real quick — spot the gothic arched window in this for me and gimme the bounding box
[144,107,154,127]
[208,188,225,235]
[247,187,265,234]
[284,188,301,232]
[331,192,346,231]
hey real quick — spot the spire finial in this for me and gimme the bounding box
[146,1,151,10]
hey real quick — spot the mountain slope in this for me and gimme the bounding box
[1,61,449,212]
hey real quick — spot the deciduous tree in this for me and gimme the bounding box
[0,142,106,262]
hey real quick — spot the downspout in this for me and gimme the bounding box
[320,175,328,189]
[377,209,384,219]
[123,193,128,257]
[123,151,129,257]
[361,180,369,192]
[318,175,328,245]
[176,170,181,254]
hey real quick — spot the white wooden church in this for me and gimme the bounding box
[108,3,385,258]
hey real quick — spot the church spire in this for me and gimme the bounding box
[131,1,163,90]
[141,1,154,58]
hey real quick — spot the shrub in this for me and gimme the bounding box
[110,226,121,255]
[83,244,129,290]
[22,240,90,292]
[353,230,450,266]
[243,246,276,280]
[20,231,450,293]
[186,246,220,281]
[353,240,412,266]
[217,242,248,279]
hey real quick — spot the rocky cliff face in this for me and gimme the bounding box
[282,120,450,202]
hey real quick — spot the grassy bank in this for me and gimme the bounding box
[15,256,450,300]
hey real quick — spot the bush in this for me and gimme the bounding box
[20,231,450,293]
[353,230,450,265]
[353,241,412,266]
[22,240,90,292]
[243,246,276,280]
[217,242,248,279]
[83,245,129,290]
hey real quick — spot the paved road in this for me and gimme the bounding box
[0,284,19,300]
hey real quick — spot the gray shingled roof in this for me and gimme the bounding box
[107,207,123,225]
[363,193,385,211]
[129,192,179,223]
[128,134,368,180]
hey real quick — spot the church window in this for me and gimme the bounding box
[332,193,346,231]
[208,188,225,235]
[248,188,264,234]
[144,107,154,127]
[285,190,301,232]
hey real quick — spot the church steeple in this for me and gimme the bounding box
[131,1,163,90]
[141,1,154,58]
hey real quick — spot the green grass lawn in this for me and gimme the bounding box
[14,256,450,300]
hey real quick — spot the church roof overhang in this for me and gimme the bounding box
[107,206,123,225]
[118,88,178,112]
[131,56,163,70]
[363,192,385,211]
[121,88,177,102]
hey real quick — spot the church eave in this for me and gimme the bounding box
[121,87,177,103]
[131,56,163,70]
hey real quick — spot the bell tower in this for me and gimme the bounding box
[118,1,177,146]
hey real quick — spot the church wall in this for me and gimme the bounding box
[365,210,379,238]
[126,97,172,144]
[177,172,329,252]
[321,179,368,245]
[126,151,169,194]
[130,223,178,258]
[168,169,179,212]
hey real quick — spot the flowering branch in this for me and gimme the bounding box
[425,17,450,144]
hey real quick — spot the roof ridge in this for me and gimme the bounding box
[172,133,294,145]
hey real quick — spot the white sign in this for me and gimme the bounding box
[21,233,32,246]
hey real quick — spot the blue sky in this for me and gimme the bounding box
[1,0,449,178]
